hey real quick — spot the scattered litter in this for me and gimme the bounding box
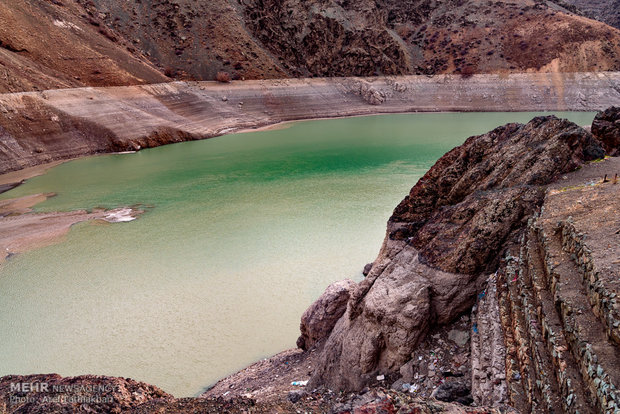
[291,380,308,386]
[402,383,411,391]
[472,323,478,334]
[376,375,384,381]
[409,384,419,393]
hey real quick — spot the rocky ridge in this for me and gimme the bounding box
[592,106,620,156]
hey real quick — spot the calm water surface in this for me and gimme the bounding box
[0,112,595,396]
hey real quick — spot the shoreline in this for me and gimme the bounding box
[1,72,619,175]
[0,109,601,192]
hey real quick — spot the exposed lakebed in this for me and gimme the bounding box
[0,112,595,396]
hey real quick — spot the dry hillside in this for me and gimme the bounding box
[1,0,620,92]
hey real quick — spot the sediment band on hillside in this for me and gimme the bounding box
[1,72,619,175]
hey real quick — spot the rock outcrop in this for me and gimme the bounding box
[297,279,355,351]
[305,115,607,393]
[592,106,620,156]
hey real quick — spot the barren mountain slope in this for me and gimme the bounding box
[242,0,620,77]
[75,0,288,80]
[1,0,620,91]
[91,0,620,78]
[0,0,168,93]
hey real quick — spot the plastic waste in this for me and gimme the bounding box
[291,380,308,386]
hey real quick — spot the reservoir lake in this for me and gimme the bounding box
[0,112,595,396]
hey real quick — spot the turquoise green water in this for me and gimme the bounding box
[0,112,595,396]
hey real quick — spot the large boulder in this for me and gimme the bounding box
[297,279,356,351]
[591,106,620,156]
[306,116,605,391]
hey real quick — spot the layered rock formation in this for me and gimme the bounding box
[487,152,620,413]
[300,109,620,412]
[1,72,619,175]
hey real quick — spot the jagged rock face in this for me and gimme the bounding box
[591,106,620,156]
[297,279,356,351]
[307,116,605,391]
[390,117,605,274]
